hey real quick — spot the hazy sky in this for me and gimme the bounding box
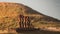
[0,0,60,20]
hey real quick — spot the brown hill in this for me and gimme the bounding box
[0,2,60,33]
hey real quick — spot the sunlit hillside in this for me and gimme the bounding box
[0,2,60,34]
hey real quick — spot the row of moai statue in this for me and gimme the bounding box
[19,15,33,29]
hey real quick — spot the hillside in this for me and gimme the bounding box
[0,2,60,34]
[25,6,60,32]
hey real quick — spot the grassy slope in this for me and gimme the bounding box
[24,5,60,28]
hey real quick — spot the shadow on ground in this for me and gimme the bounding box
[16,28,60,34]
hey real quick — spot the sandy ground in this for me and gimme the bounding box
[40,27,60,32]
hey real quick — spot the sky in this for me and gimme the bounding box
[0,0,60,20]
